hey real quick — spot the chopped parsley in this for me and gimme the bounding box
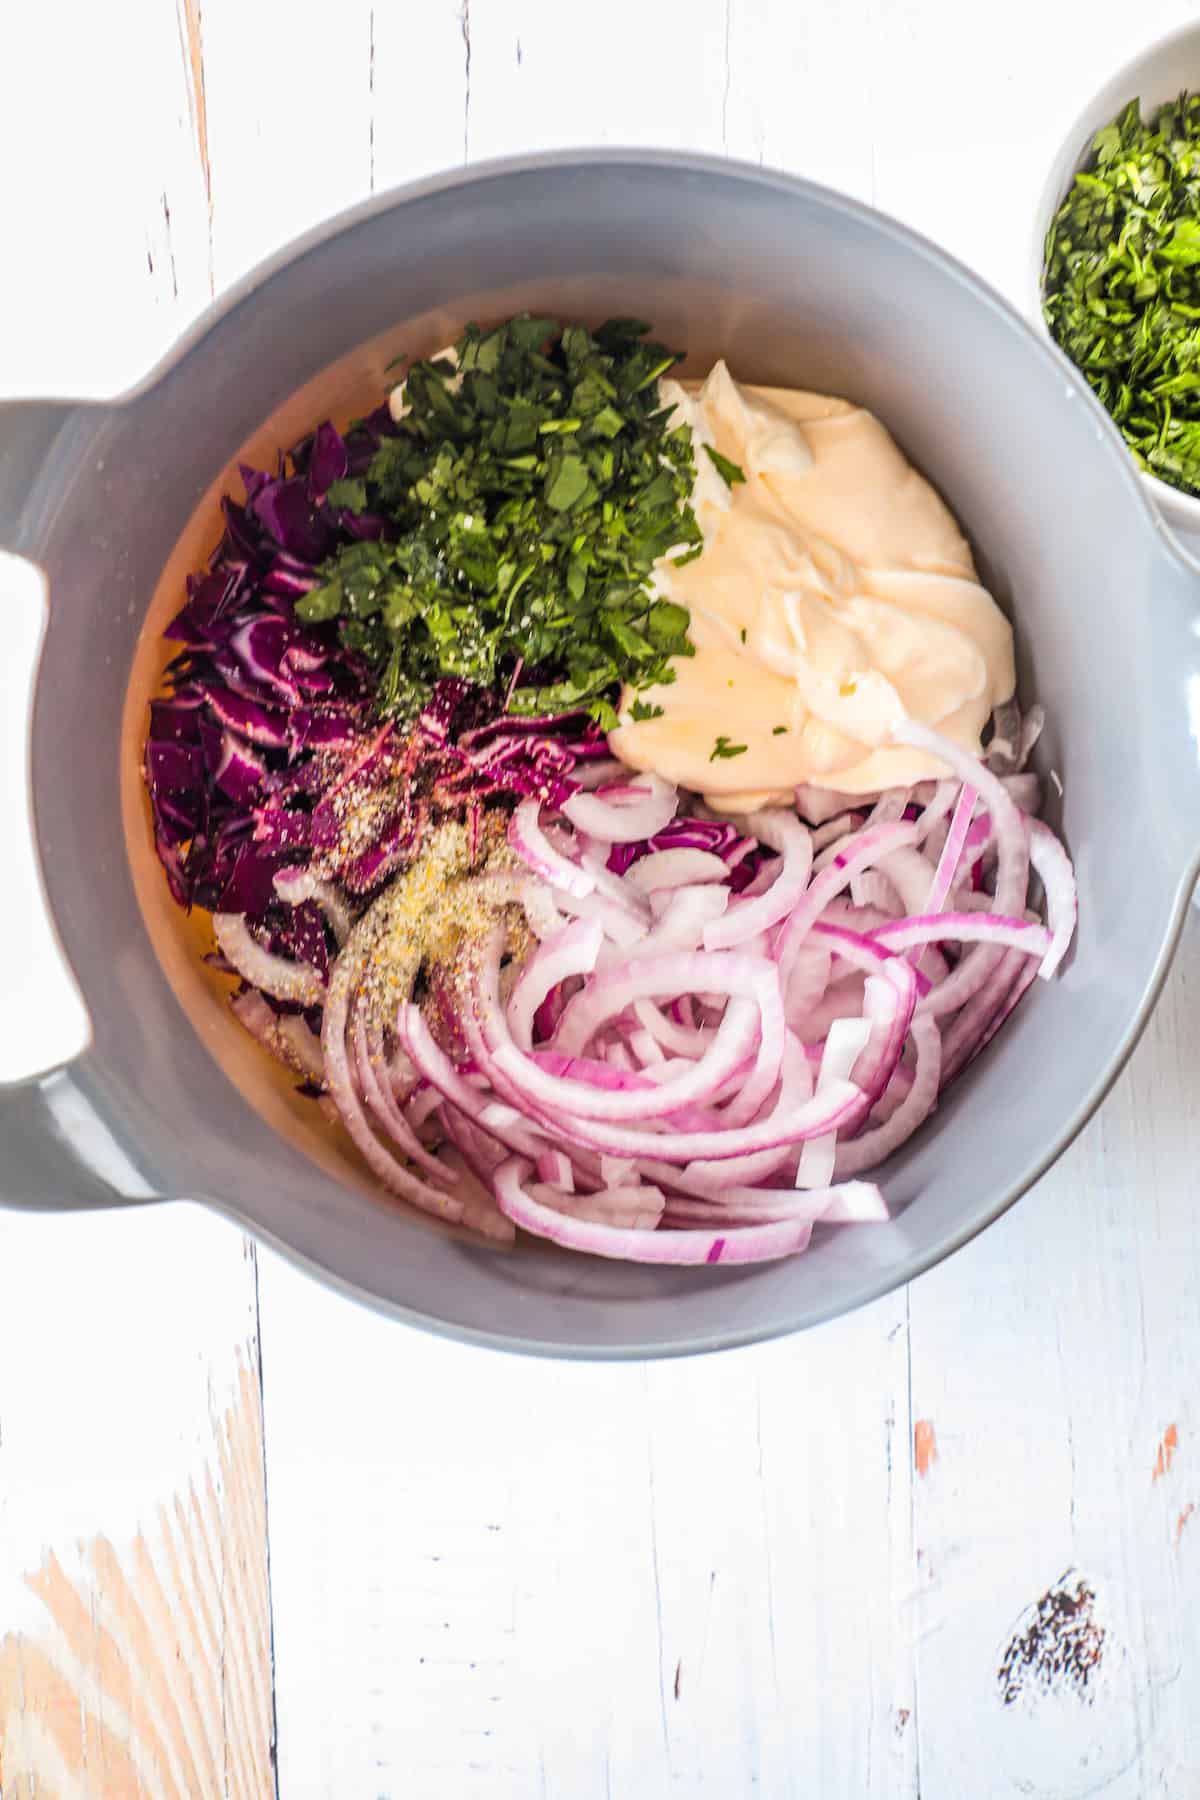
[772,724,788,734]
[739,627,747,643]
[325,477,369,512]
[704,445,747,488]
[296,315,703,722]
[1042,93,1200,497]
[627,698,665,722]
[710,736,748,760]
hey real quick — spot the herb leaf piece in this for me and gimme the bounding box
[703,445,747,488]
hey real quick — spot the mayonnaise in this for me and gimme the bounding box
[608,362,1015,809]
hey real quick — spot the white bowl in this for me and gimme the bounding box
[1029,19,1200,552]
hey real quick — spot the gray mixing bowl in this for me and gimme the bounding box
[2,151,1197,1358]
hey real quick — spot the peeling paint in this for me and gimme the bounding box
[1153,1423,1179,1483]
[1177,1503,1195,1543]
[914,1419,938,1476]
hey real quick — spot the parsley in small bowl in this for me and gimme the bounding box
[1033,19,1200,540]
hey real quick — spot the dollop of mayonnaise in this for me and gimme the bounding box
[608,362,1015,809]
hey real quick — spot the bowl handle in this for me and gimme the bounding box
[0,400,83,552]
[0,400,159,1208]
[0,1057,162,1211]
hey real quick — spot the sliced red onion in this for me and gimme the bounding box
[353,1011,454,1184]
[495,1157,818,1263]
[1028,819,1077,978]
[562,772,677,843]
[795,783,862,826]
[775,821,920,985]
[533,1181,665,1230]
[320,949,465,1221]
[599,1152,635,1188]
[891,720,1028,918]
[625,848,730,893]
[213,912,325,1007]
[554,887,648,948]
[795,1015,872,1189]
[231,988,325,1083]
[631,999,714,1058]
[510,1066,861,1164]
[849,869,903,914]
[275,1012,326,1083]
[784,943,834,1023]
[871,911,1052,960]
[810,812,859,853]
[536,1149,575,1190]
[878,846,940,917]
[434,1143,516,1245]
[398,1005,551,1160]
[507,918,604,1051]
[947,950,1041,1082]
[627,886,730,957]
[912,780,959,845]
[664,1179,886,1226]
[661,1033,815,1196]
[571,758,626,791]
[486,955,761,1122]
[628,1029,665,1066]
[835,1016,942,1175]
[789,974,869,1043]
[866,789,912,826]
[273,868,354,944]
[406,1081,444,1127]
[556,948,772,1059]
[703,810,813,951]
[217,695,1076,1267]
[920,782,977,918]
[509,799,594,898]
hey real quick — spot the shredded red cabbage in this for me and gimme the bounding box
[145,414,609,927]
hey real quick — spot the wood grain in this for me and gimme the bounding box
[0,1212,276,1800]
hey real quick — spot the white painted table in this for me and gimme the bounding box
[3,3,1200,1793]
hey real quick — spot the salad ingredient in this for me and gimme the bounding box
[248,721,1072,1263]
[1042,94,1200,497]
[609,363,1016,806]
[295,317,701,725]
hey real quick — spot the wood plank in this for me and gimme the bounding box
[0,0,212,403]
[198,0,373,293]
[905,928,1200,1800]
[257,1247,917,1798]
[0,11,276,1795]
[469,0,879,204]
[0,1206,275,1799]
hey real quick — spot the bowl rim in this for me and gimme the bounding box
[1029,15,1200,533]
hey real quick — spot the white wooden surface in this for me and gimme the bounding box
[4,1,1200,1794]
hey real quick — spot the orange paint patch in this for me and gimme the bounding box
[914,1419,938,1477]
[1152,1423,1179,1482]
[1177,1504,1195,1544]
